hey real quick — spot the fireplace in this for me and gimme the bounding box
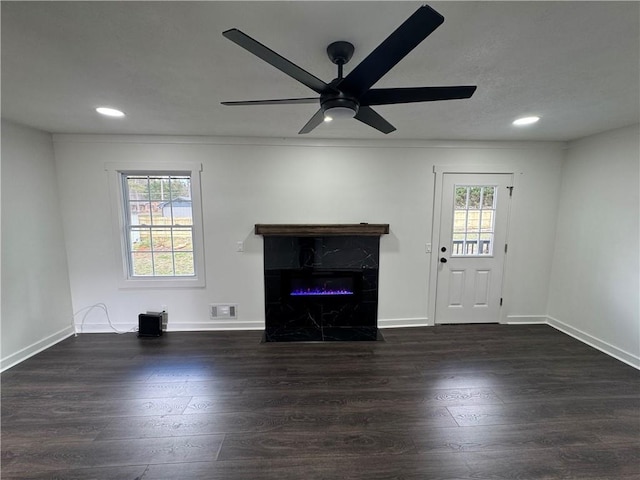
[256,224,388,342]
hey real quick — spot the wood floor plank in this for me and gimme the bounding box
[141,456,471,480]
[217,430,417,460]
[96,411,286,440]
[1,434,224,474]
[0,378,245,401]
[181,387,497,415]
[97,405,459,441]
[139,445,640,480]
[458,443,640,479]
[0,418,111,447]
[1,396,192,425]
[0,464,149,480]
[447,397,640,427]
[411,421,605,454]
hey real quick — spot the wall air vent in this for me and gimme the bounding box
[209,304,237,319]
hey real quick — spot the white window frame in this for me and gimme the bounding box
[106,162,205,288]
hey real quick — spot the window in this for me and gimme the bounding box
[452,185,496,256]
[106,163,205,288]
[124,174,195,277]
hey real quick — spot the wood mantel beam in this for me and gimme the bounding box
[254,224,389,236]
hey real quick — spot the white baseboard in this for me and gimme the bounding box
[76,321,264,333]
[378,317,430,328]
[74,323,137,334]
[78,319,429,332]
[547,316,640,369]
[505,315,549,324]
[166,321,264,331]
[1,325,75,372]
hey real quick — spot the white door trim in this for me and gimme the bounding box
[428,165,519,325]
[433,165,516,174]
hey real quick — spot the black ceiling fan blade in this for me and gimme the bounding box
[223,29,336,95]
[298,109,326,134]
[222,97,319,106]
[354,106,396,134]
[360,86,477,106]
[338,5,444,98]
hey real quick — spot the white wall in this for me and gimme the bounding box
[547,125,640,367]
[1,120,74,370]
[52,135,563,333]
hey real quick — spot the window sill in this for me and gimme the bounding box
[117,276,205,289]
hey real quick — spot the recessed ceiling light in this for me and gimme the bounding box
[96,107,125,118]
[512,116,540,126]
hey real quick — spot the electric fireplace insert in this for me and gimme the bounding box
[288,270,360,298]
[257,224,388,342]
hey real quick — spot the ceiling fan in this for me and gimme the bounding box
[221,4,476,134]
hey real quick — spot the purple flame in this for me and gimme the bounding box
[291,288,354,296]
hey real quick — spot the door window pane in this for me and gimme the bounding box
[453,211,467,233]
[451,185,497,257]
[455,187,468,209]
[480,210,494,232]
[466,210,481,233]
[468,187,481,208]
[482,187,495,208]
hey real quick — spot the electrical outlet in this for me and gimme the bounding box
[236,241,244,252]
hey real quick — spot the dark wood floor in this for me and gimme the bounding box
[2,325,639,479]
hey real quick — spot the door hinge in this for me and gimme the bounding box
[500,298,503,306]
[507,186,514,197]
[504,243,508,254]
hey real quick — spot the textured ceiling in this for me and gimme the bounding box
[2,1,638,141]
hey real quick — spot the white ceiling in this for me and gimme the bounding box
[2,1,638,141]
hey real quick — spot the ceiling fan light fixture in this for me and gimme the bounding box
[321,96,358,123]
[323,106,357,122]
[513,115,540,126]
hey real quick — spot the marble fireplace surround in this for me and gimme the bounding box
[256,224,389,342]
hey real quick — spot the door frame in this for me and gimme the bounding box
[428,165,519,325]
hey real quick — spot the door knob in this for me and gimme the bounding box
[440,257,448,263]
[441,246,447,252]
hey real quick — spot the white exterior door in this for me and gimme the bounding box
[435,173,512,324]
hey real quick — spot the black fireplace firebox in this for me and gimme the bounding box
[257,224,388,342]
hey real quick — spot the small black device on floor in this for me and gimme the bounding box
[138,313,163,337]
